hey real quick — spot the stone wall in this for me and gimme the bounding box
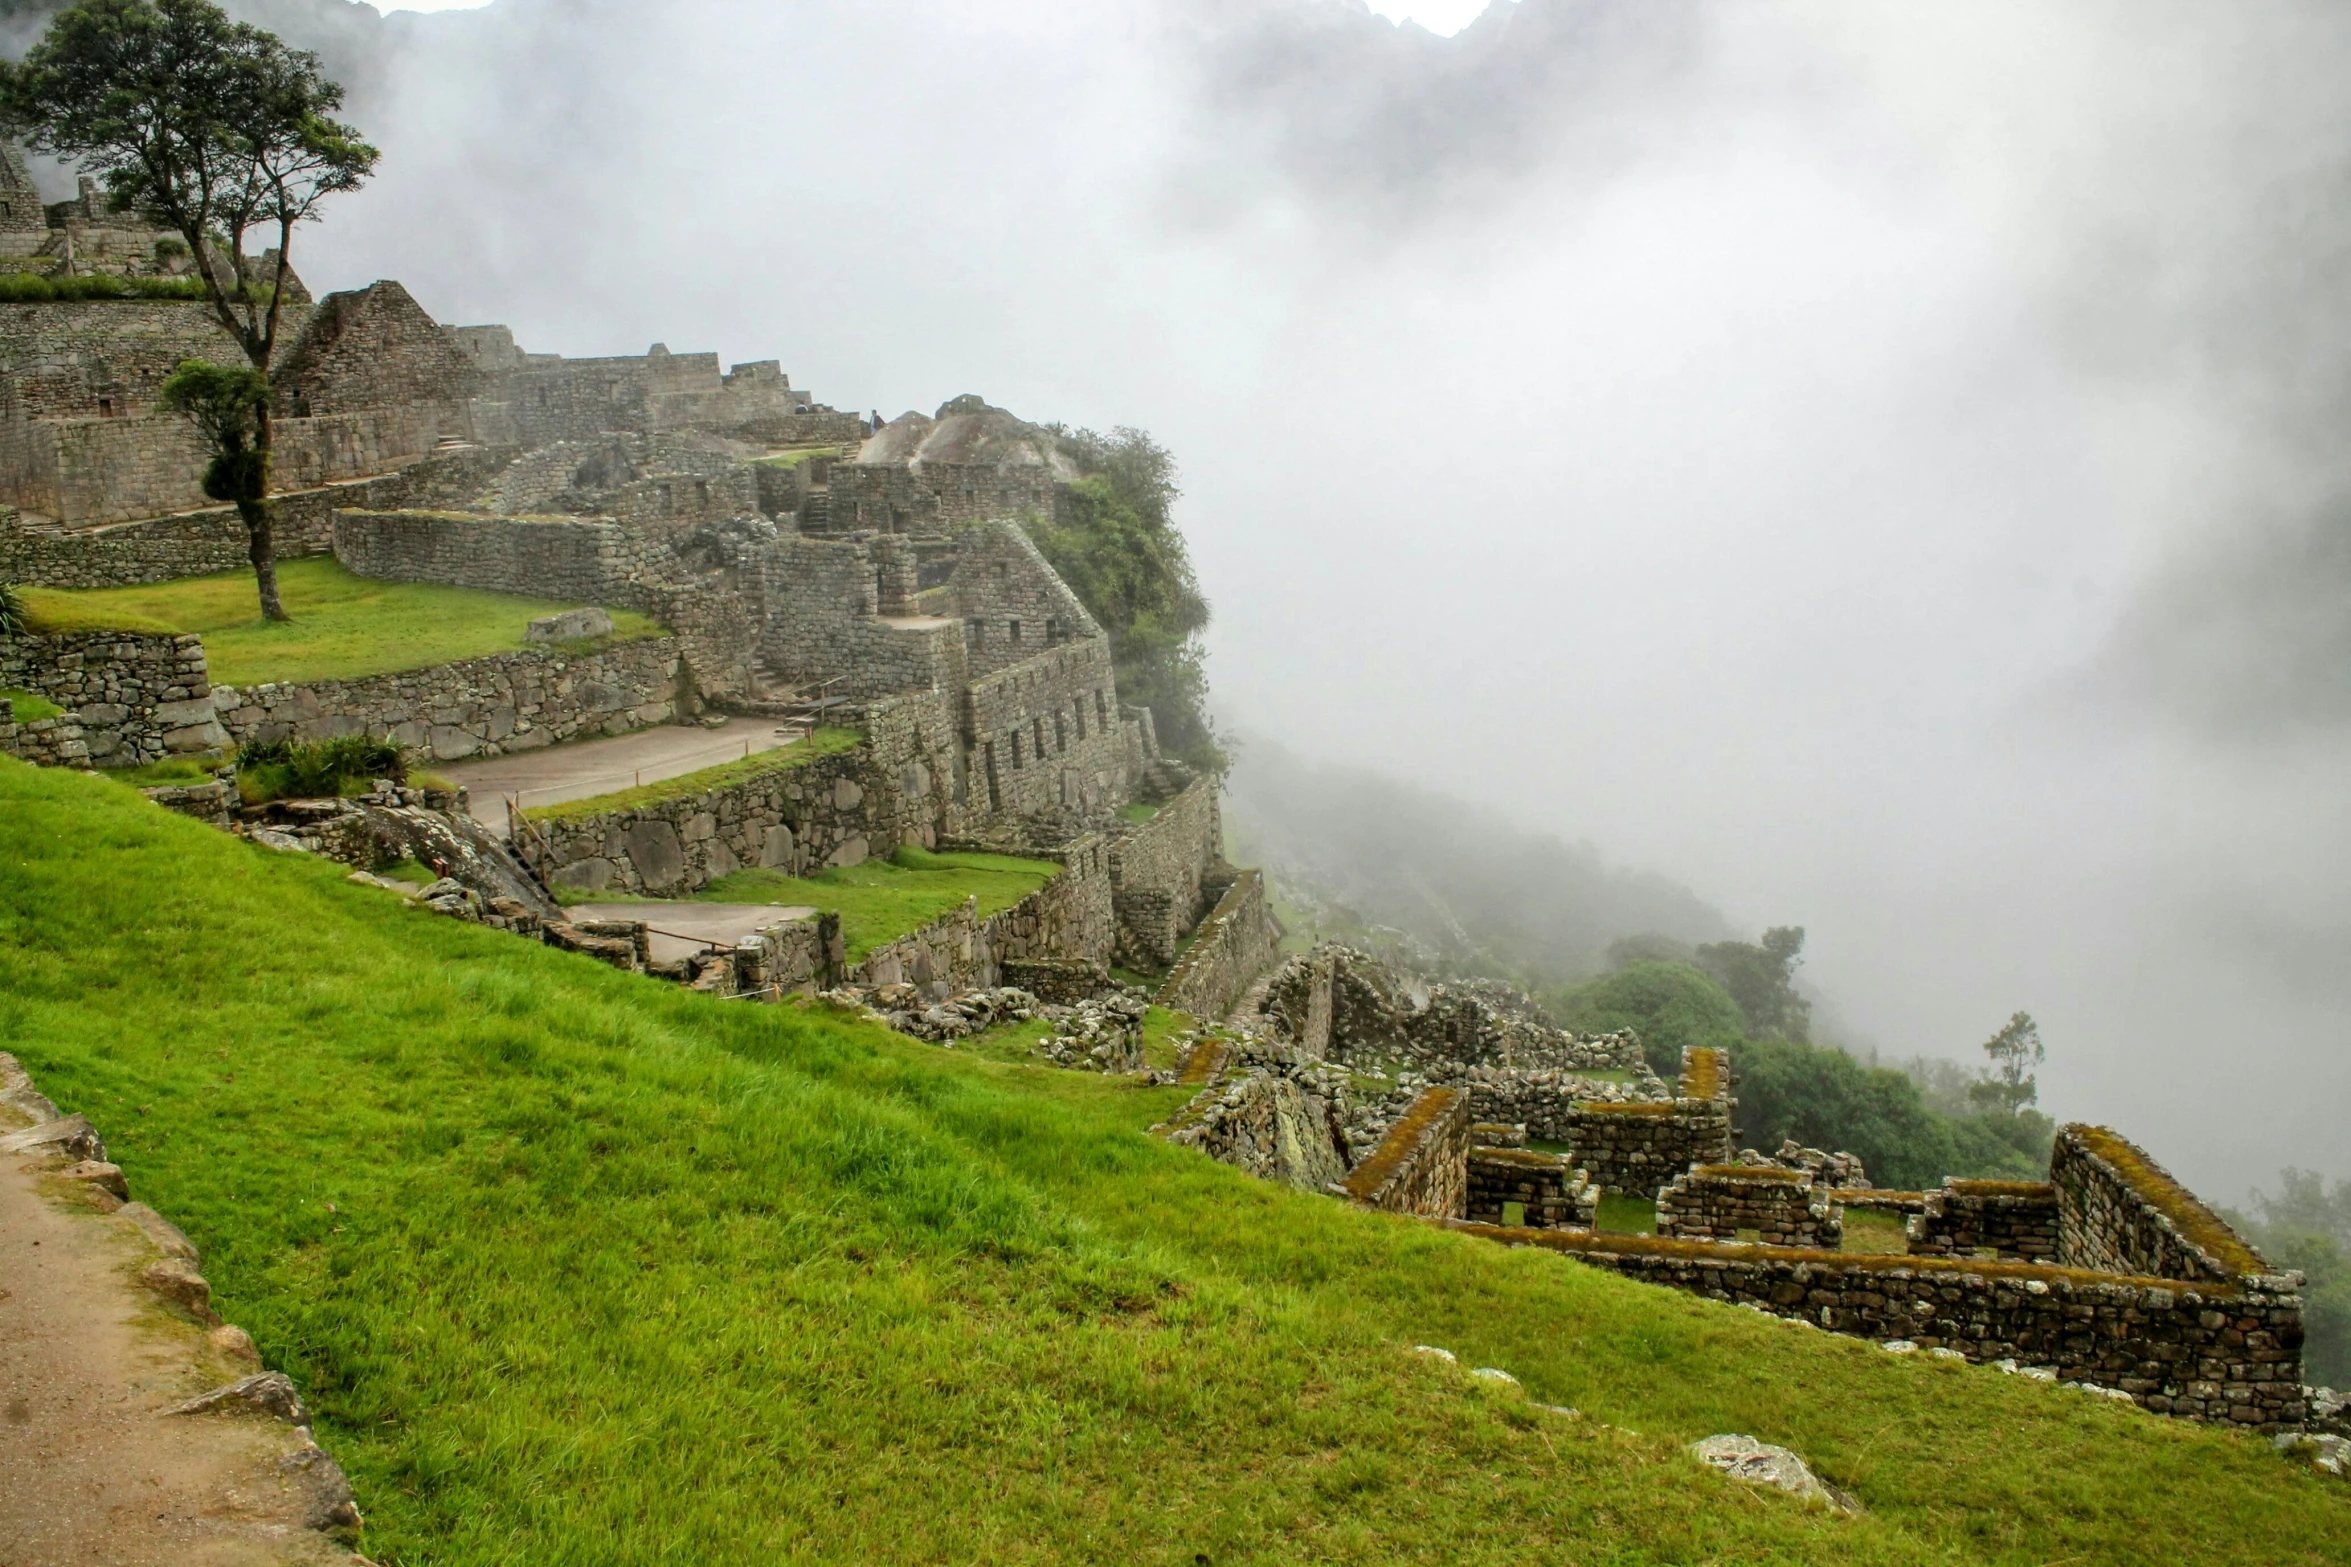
[964,637,1130,819]
[1466,1145,1597,1230]
[0,299,295,421]
[0,445,517,589]
[1449,1222,2309,1432]
[2051,1124,2268,1287]
[756,535,973,700]
[1657,1164,1841,1248]
[949,521,1100,678]
[1565,1047,1735,1196]
[1156,869,1284,1022]
[215,638,683,764]
[1336,1086,1470,1219]
[825,461,1057,536]
[855,834,1115,996]
[1107,771,1225,966]
[0,632,223,766]
[273,281,477,419]
[1260,947,1336,1056]
[1321,947,1649,1075]
[6,404,447,525]
[332,508,650,606]
[1158,1067,1351,1194]
[1459,1065,1659,1144]
[527,737,928,899]
[1906,1179,2060,1262]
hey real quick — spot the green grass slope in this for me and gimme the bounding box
[19,558,662,687]
[1,760,2343,1566]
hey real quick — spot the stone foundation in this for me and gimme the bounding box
[1564,1047,1735,1196]
[1466,1144,1597,1230]
[1658,1164,1840,1248]
[1906,1179,2060,1262]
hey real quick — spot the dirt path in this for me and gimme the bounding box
[0,1064,363,1567]
[435,716,803,833]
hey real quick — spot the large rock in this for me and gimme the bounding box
[1689,1435,1859,1513]
[0,1113,107,1162]
[620,819,687,892]
[526,607,615,643]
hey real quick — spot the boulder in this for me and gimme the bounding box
[117,1201,200,1262]
[168,1371,307,1424]
[1689,1435,1859,1513]
[526,607,615,643]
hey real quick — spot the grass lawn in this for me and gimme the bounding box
[2,761,2345,1565]
[523,728,863,825]
[1118,800,1161,827]
[1843,1205,1913,1255]
[17,558,663,688]
[698,843,1059,962]
[3,687,62,723]
[1599,1192,1661,1234]
[755,446,842,468]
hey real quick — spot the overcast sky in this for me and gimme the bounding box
[240,0,2351,1198]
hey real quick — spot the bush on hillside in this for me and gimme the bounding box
[1549,960,1747,1076]
[0,580,25,637]
[1028,426,1224,769]
[235,734,405,803]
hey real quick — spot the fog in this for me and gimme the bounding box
[153,0,2351,1194]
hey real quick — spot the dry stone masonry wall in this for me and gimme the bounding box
[2051,1124,2265,1287]
[0,632,223,766]
[1657,1164,1841,1248]
[1465,1141,1598,1230]
[1336,1087,1471,1219]
[216,638,682,764]
[1564,1047,1736,1197]
[1156,869,1283,1022]
[1906,1180,2061,1262]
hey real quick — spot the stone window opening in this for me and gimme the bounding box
[1010,731,1023,770]
[965,617,984,647]
[982,741,1001,810]
[1033,716,1047,761]
[1053,712,1067,755]
[1073,703,1086,742]
[1009,619,1022,645]
[96,397,112,417]
[1094,689,1109,728]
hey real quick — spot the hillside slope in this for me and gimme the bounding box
[1,759,2343,1564]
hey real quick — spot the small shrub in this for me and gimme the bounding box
[235,734,407,803]
[0,581,25,637]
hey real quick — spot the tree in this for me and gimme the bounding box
[1968,1010,2044,1115]
[1027,426,1225,768]
[2226,1169,2351,1386]
[4,0,376,620]
[1549,959,1746,1076]
[1695,925,1811,1041]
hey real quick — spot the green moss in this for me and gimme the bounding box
[523,729,864,824]
[2072,1125,2268,1277]
[1339,1088,1461,1201]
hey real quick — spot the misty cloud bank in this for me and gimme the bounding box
[53,0,2344,1193]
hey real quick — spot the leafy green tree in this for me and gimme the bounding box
[1696,925,1811,1040]
[157,355,266,511]
[1968,1010,2045,1115]
[1027,426,1224,769]
[5,0,376,620]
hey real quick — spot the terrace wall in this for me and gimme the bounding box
[0,446,516,589]
[1336,1086,1470,1219]
[1108,772,1225,966]
[332,508,653,606]
[0,631,222,767]
[215,637,683,764]
[854,834,1115,996]
[1156,869,1283,1022]
[1449,1223,2308,1432]
[825,461,1057,536]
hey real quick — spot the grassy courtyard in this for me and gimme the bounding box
[16,558,661,687]
[0,761,2343,1565]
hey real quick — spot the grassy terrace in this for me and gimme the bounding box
[522,728,864,825]
[4,687,62,724]
[699,845,1060,963]
[18,558,662,687]
[2,762,2345,1564]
